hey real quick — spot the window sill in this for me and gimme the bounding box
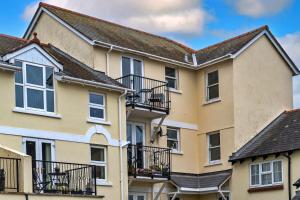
[171,150,184,155]
[13,108,62,119]
[248,184,283,193]
[204,161,222,167]
[203,98,221,105]
[96,180,113,187]
[87,118,112,126]
[169,88,182,94]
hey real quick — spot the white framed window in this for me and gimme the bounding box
[250,160,283,187]
[167,127,180,151]
[15,61,55,113]
[90,146,107,182]
[165,67,178,89]
[129,193,147,200]
[89,93,106,121]
[208,132,221,164]
[206,70,219,101]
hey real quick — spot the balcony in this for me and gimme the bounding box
[116,75,170,118]
[127,144,171,180]
[32,160,97,196]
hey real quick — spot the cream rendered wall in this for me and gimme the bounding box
[30,13,95,69]
[0,68,128,199]
[233,35,293,150]
[196,60,235,174]
[231,155,290,200]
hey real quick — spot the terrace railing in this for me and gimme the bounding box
[32,160,97,196]
[116,74,170,113]
[127,144,171,179]
[0,157,20,192]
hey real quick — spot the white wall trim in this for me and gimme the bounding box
[152,119,198,130]
[0,125,127,147]
[180,186,218,192]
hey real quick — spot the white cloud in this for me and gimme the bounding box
[228,0,291,18]
[23,0,209,35]
[279,32,300,108]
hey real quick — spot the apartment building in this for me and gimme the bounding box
[0,2,299,200]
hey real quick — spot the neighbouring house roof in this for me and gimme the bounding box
[0,34,124,89]
[23,3,300,74]
[229,109,300,162]
[171,169,232,192]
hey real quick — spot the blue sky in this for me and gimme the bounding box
[0,0,299,108]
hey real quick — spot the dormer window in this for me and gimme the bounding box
[15,61,55,113]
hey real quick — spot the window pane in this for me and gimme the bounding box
[210,147,221,161]
[27,88,44,109]
[262,163,271,172]
[91,148,105,162]
[262,173,272,185]
[133,59,142,76]
[251,165,260,185]
[209,133,220,147]
[94,166,105,179]
[273,161,282,182]
[137,196,145,200]
[26,65,43,86]
[15,60,23,83]
[129,196,134,200]
[46,67,53,89]
[167,140,178,150]
[122,57,131,76]
[166,77,176,89]
[90,107,104,119]
[207,71,218,85]
[208,85,219,100]
[90,94,104,105]
[15,85,24,107]
[165,67,176,78]
[167,129,178,140]
[46,91,54,112]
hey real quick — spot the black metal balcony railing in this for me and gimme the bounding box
[32,160,97,196]
[127,144,171,179]
[116,75,170,113]
[0,157,20,192]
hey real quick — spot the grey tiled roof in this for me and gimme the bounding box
[34,3,294,70]
[171,169,232,189]
[230,109,300,162]
[0,34,124,88]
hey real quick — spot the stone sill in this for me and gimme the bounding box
[248,184,283,193]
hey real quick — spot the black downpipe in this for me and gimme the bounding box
[284,152,292,200]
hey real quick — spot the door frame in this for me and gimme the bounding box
[129,192,147,200]
[22,137,56,161]
[127,122,146,145]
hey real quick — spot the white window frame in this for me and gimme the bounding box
[249,160,283,188]
[90,145,107,183]
[129,192,147,200]
[167,127,180,152]
[88,93,106,121]
[15,61,55,113]
[165,66,178,89]
[207,132,221,164]
[120,56,144,77]
[206,70,219,101]
[22,137,56,161]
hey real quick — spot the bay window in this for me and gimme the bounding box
[15,61,54,112]
[250,160,283,187]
